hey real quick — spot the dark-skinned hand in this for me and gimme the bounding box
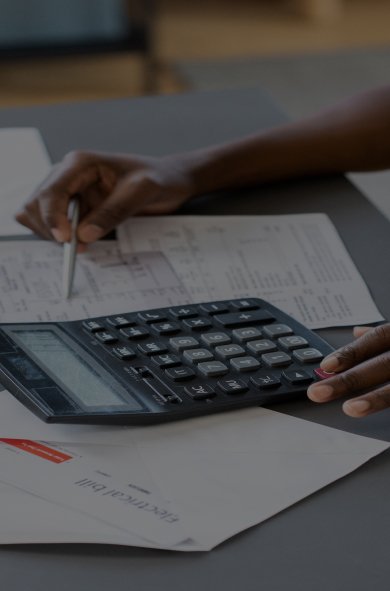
[307,324,390,417]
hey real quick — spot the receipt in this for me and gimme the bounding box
[118,214,383,329]
[0,241,190,322]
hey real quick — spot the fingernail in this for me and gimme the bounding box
[320,355,340,372]
[51,228,66,243]
[78,224,103,243]
[307,384,334,402]
[343,399,371,416]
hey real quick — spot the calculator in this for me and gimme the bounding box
[0,298,333,425]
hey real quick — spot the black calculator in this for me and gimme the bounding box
[0,298,333,425]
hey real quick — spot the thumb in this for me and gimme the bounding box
[77,174,157,242]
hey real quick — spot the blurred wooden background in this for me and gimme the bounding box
[0,0,389,106]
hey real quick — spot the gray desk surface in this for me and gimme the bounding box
[0,88,389,591]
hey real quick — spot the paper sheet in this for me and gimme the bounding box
[0,407,387,551]
[0,128,52,236]
[118,214,384,329]
[0,240,190,322]
[0,438,190,548]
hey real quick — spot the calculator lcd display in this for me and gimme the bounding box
[7,328,136,409]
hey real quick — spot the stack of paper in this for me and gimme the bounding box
[0,392,388,550]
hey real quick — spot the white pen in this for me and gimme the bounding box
[62,199,80,299]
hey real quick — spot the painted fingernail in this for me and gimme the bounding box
[78,224,103,243]
[307,384,334,402]
[343,399,371,416]
[51,228,66,243]
[320,355,340,372]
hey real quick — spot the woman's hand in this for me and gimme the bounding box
[16,151,195,245]
[307,324,390,417]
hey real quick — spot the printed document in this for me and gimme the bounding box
[0,128,51,236]
[0,406,388,550]
[0,240,190,322]
[118,214,384,328]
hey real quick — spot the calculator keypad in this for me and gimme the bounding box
[76,297,333,421]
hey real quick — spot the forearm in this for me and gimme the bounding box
[181,86,390,195]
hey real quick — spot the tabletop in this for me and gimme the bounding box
[0,87,389,591]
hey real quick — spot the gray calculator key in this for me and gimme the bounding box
[261,351,292,367]
[106,316,135,328]
[111,345,136,360]
[215,344,245,360]
[282,369,313,384]
[230,356,261,372]
[95,331,117,344]
[263,324,294,338]
[198,361,228,377]
[83,320,104,333]
[250,374,281,389]
[217,378,248,394]
[293,348,324,363]
[278,335,308,350]
[165,366,196,381]
[184,384,216,400]
[201,332,231,347]
[247,339,277,355]
[183,348,214,364]
[232,327,262,343]
[169,336,199,352]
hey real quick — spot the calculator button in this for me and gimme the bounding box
[169,336,199,352]
[261,352,292,367]
[313,368,335,380]
[282,369,313,385]
[184,384,216,400]
[137,341,168,356]
[169,306,198,319]
[138,311,167,323]
[152,354,181,368]
[165,367,196,381]
[293,348,324,363]
[95,331,118,344]
[111,345,136,360]
[83,320,105,333]
[106,316,135,328]
[263,324,293,338]
[230,356,261,372]
[250,375,281,389]
[200,302,229,315]
[217,378,249,395]
[215,344,245,360]
[278,335,308,350]
[151,321,181,335]
[229,299,259,311]
[232,327,262,343]
[201,332,231,347]
[183,348,214,364]
[120,326,150,340]
[214,310,274,328]
[247,339,277,355]
[198,361,229,378]
[183,318,213,331]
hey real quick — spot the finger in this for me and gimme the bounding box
[320,323,390,372]
[342,383,390,417]
[15,203,54,241]
[307,351,390,403]
[38,164,103,242]
[353,326,372,338]
[77,174,158,243]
